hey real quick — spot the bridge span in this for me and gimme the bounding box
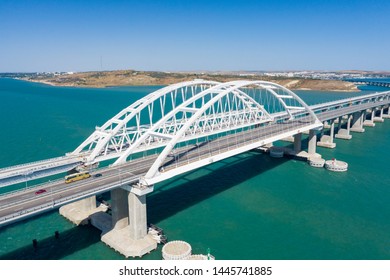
[1,80,389,257]
[344,79,390,88]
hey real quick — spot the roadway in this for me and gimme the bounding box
[315,98,390,122]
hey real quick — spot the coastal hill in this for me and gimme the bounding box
[25,70,359,91]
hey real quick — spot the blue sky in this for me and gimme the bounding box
[0,0,389,72]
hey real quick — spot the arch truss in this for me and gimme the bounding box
[72,80,321,183]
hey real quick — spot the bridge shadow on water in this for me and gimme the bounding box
[0,219,103,260]
[147,149,289,225]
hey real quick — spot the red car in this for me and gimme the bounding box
[35,189,47,195]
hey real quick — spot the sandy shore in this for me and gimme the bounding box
[22,70,360,92]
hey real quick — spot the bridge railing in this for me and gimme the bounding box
[0,155,82,173]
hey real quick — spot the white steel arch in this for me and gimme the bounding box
[125,80,320,181]
[71,79,320,173]
[145,81,321,180]
[71,80,220,163]
[112,81,273,165]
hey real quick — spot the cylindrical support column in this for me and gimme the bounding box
[128,192,148,240]
[308,129,317,155]
[111,188,129,229]
[329,121,335,142]
[294,133,302,153]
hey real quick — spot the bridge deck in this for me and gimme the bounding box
[315,99,390,122]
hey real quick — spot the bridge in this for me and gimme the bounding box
[344,79,390,88]
[1,80,390,257]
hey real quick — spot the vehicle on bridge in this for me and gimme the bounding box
[64,172,91,184]
[35,189,47,195]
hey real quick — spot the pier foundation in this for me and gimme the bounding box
[317,121,336,148]
[293,133,302,154]
[350,111,365,133]
[302,128,322,160]
[335,115,352,140]
[101,185,157,258]
[373,107,384,123]
[111,188,129,229]
[363,109,375,127]
[382,106,390,119]
[59,196,108,225]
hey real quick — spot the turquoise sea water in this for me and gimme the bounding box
[0,78,389,260]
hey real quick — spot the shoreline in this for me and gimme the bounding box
[19,78,361,93]
[17,70,360,92]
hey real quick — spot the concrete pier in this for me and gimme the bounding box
[102,225,157,258]
[337,116,342,132]
[323,121,331,129]
[382,106,390,119]
[307,129,317,155]
[59,185,157,258]
[350,111,365,133]
[363,109,376,127]
[293,133,302,154]
[363,120,375,127]
[317,121,336,148]
[300,128,322,161]
[111,188,129,229]
[101,185,157,258]
[373,107,384,123]
[59,196,108,225]
[335,115,352,140]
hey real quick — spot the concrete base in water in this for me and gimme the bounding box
[295,151,322,161]
[101,226,157,258]
[317,135,336,149]
[59,202,108,226]
[373,117,384,123]
[363,120,375,127]
[317,142,336,148]
[335,129,352,140]
[350,127,365,133]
